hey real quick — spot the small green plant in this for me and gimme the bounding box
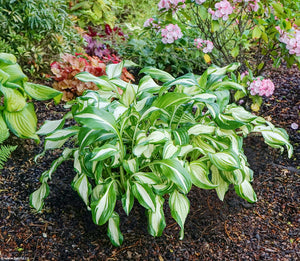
[0,53,62,142]
[31,62,292,246]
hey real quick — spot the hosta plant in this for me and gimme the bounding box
[0,53,62,142]
[31,62,292,246]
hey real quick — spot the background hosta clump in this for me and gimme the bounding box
[0,53,62,142]
[31,62,292,246]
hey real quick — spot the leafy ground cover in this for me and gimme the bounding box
[0,62,299,260]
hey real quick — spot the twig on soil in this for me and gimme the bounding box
[224,220,234,241]
[109,239,141,258]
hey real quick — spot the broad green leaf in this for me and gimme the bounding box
[72,174,91,206]
[152,159,191,194]
[0,112,9,143]
[235,180,257,203]
[211,165,229,201]
[4,103,39,142]
[91,144,119,161]
[133,182,156,211]
[107,212,123,247]
[0,63,27,82]
[169,190,190,240]
[189,162,218,189]
[0,53,17,64]
[147,195,166,237]
[231,46,239,58]
[106,61,124,79]
[121,181,134,215]
[74,107,118,134]
[252,26,262,39]
[140,67,175,82]
[1,86,26,112]
[208,151,240,171]
[24,82,62,104]
[29,183,49,212]
[0,69,9,84]
[91,181,116,225]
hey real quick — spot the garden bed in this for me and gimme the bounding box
[0,63,299,260]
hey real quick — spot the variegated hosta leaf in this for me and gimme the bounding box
[153,93,191,108]
[106,61,124,79]
[133,172,161,185]
[220,170,244,185]
[107,212,124,247]
[121,82,136,107]
[72,173,91,207]
[152,159,192,194]
[37,117,67,135]
[211,165,229,201]
[172,129,189,146]
[91,181,116,226]
[147,195,166,237]
[121,181,134,215]
[189,162,218,189]
[132,182,156,212]
[139,67,175,82]
[169,190,190,240]
[228,106,257,123]
[141,130,170,145]
[45,126,79,141]
[210,81,246,94]
[193,93,217,103]
[74,107,119,134]
[188,124,216,136]
[137,75,160,94]
[164,73,198,88]
[75,72,117,91]
[91,144,119,161]
[29,182,49,212]
[235,180,257,203]
[163,142,179,159]
[208,151,240,171]
[77,127,103,149]
[123,158,139,174]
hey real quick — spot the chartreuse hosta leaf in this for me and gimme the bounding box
[0,112,9,143]
[0,63,27,83]
[169,190,190,240]
[91,180,116,226]
[1,86,26,112]
[0,53,17,64]
[24,82,62,104]
[107,212,123,247]
[4,103,39,142]
[147,195,166,237]
[29,182,49,212]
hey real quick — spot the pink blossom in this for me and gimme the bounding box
[143,18,160,29]
[277,28,300,56]
[249,78,275,97]
[194,38,214,53]
[233,0,260,12]
[161,24,183,44]
[209,0,233,21]
[240,71,249,80]
[158,0,186,12]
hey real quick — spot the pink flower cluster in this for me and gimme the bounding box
[158,0,186,11]
[276,27,300,57]
[233,0,260,12]
[249,78,275,97]
[194,38,214,53]
[195,0,206,4]
[143,18,160,28]
[208,0,233,21]
[161,24,183,44]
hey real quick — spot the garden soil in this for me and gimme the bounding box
[0,64,299,260]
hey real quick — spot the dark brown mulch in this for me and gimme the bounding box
[0,64,299,260]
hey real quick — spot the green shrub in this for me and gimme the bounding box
[0,0,83,76]
[0,53,62,142]
[31,62,292,246]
